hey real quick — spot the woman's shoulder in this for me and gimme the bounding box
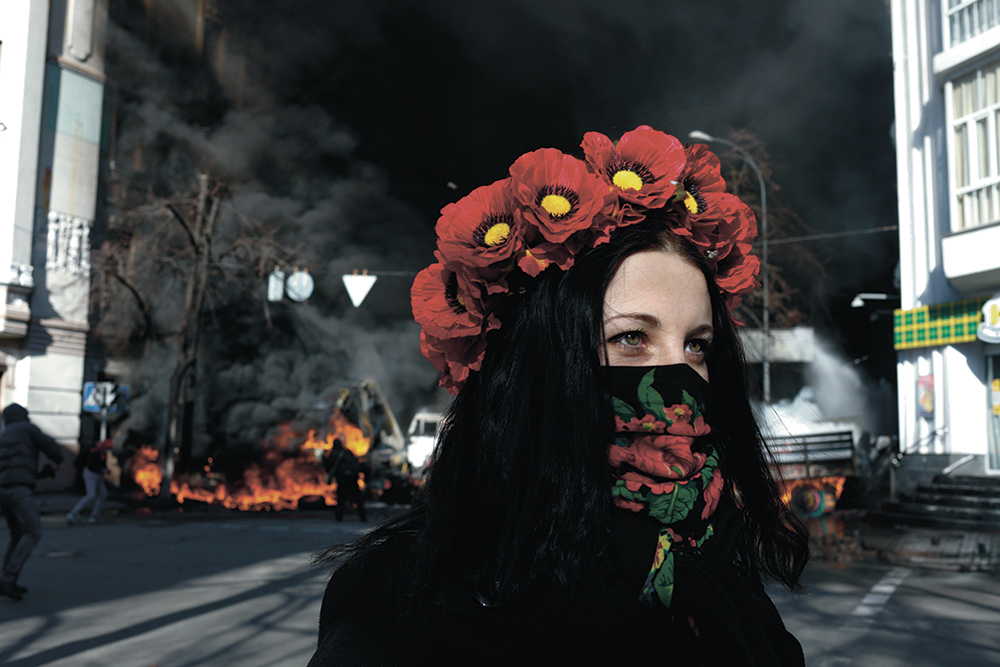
[310,531,418,666]
[319,531,416,614]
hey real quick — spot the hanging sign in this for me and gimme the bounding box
[342,272,377,308]
[978,292,1000,343]
[267,270,285,302]
[918,374,934,419]
[285,270,315,302]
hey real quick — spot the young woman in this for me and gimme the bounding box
[309,127,809,665]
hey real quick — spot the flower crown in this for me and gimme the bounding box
[411,126,760,394]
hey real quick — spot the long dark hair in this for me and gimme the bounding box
[321,217,808,604]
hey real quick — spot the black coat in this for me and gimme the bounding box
[0,405,64,489]
[308,501,804,666]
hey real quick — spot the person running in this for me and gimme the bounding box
[67,438,113,525]
[0,403,64,601]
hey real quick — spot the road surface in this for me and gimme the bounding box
[2,512,999,666]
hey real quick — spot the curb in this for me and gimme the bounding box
[806,511,1000,572]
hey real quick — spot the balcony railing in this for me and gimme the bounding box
[956,181,1000,229]
[948,0,1000,48]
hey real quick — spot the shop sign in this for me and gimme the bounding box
[978,292,1000,344]
[918,374,934,419]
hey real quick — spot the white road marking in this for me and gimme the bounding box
[840,567,910,633]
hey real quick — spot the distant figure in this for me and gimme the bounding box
[325,440,367,522]
[67,439,113,525]
[0,403,64,601]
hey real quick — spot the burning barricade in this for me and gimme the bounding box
[126,381,413,512]
[166,409,364,511]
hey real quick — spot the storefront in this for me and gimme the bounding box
[895,293,1000,476]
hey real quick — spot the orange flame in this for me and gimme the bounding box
[300,409,370,457]
[130,410,372,511]
[131,446,163,496]
[778,476,847,515]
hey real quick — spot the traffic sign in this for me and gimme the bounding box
[342,273,377,307]
[83,382,130,414]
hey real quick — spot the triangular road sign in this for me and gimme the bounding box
[342,273,378,307]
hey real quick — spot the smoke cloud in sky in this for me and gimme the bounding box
[103,0,897,454]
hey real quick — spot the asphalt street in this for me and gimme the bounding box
[0,512,367,667]
[771,560,1000,666]
[2,503,1000,666]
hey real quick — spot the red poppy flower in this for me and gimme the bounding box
[716,252,761,299]
[700,470,725,519]
[607,434,707,480]
[620,470,676,496]
[666,414,711,438]
[411,260,493,340]
[419,329,492,395]
[570,207,627,252]
[509,148,608,244]
[436,179,524,273]
[613,497,646,513]
[676,143,726,216]
[670,193,757,267]
[581,126,686,210]
[615,414,669,433]
[664,403,693,423]
[515,231,589,276]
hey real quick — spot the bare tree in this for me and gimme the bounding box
[712,130,826,329]
[91,173,298,501]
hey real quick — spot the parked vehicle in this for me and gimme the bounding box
[406,411,442,475]
[766,430,861,517]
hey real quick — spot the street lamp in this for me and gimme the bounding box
[689,130,771,403]
[851,293,900,308]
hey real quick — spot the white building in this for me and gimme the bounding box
[891,0,1000,483]
[1,0,108,482]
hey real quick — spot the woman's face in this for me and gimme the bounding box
[602,248,714,381]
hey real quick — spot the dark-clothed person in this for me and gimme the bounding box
[325,440,367,522]
[0,403,64,600]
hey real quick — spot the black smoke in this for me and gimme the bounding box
[103,0,897,457]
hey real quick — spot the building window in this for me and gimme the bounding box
[951,59,1000,230]
[947,0,1000,49]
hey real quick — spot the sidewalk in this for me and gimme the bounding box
[805,510,1000,572]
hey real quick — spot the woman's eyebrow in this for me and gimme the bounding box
[604,312,661,328]
[689,324,715,338]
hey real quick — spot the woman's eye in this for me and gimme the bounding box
[608,330,646,351]
[620,332,643,347]
[686,338,710,355]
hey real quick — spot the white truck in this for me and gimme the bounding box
[406,411,442,475]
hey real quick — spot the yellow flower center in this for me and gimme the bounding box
[613,170,644,192]
[483,222,511,247]
[683,191,700,214]
[540,194,572,218]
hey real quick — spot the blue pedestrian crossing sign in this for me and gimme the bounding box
[83,382,130,414]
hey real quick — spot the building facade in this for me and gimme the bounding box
[1,0,108,484]
[891,0,1000,484]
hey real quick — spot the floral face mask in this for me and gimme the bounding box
[603,364,725,608]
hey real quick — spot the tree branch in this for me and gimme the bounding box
[166,204,198,249]
[110,266,157,340]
